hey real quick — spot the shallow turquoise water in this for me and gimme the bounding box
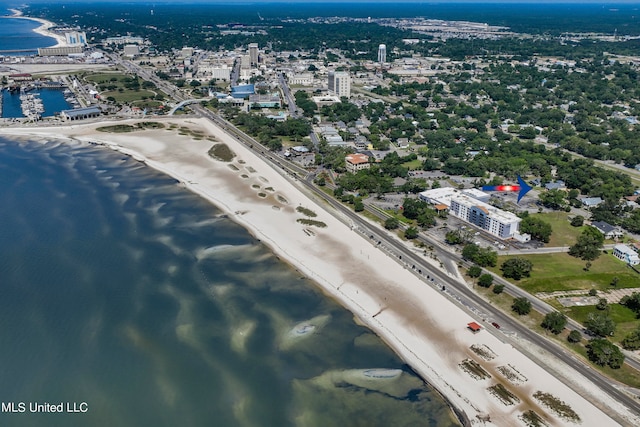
[0,137,459,427]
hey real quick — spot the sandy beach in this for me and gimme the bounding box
[3,118,637,426]
[6,8,67,48]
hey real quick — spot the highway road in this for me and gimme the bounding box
[192,106,640,420]
[118,56,640,420]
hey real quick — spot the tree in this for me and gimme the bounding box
[622,326,640,350]
[384,217,399,230]
[500,257,533,280]
[538,189,566,210]
[354,199,364,212]
[541,312,567,334]
[404,226,419,239]
[586,339,625,369]
[520,216,552,243]
[512,297,532,315]
[620,292,640,316]
[569,227,604,261]
[584,312,616,337]
[567,330,582,343]
[596,298,608,311]
[478,274,493,288]
[467,265,482,278]
[493,284,505,294]
[570,215,584,227]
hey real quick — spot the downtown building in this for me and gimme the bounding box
[328,71,351,99]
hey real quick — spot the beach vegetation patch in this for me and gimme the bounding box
[208,144,235,162]
[297,219,326,228]
[520,410,548,427]
[470,344,496,361]
[277,195,288,204]
[227,164,239,171]
[533,391,580,423]
[265,187,275,192]
[296,206,317,217]
[487,383,520,405]
[258,192,267,198]
[459,359,490,380]
[252,184,261,189]
[496,365,527,385]
[97,124,137,133]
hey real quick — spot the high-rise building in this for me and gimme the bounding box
[248,43,259,67]
[377,44,386,64]
[328,71,351,99]
[65,31,87,46]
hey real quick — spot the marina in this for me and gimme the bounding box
[1,86,73,119]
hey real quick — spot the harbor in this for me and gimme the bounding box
[1,85,75,120]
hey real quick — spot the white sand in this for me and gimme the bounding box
[3,118,636,426]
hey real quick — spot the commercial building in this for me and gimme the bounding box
[123,45,140,57]
[37,46,83,56]
[419,187,490,207]
[377,44,387,64]
[104,36,144,45]
[60,106,101,121]
[248,93,281,108]
[328,71,351,99]
[449,194,521,239]
[345,153,370,174]
[613,244,640,265]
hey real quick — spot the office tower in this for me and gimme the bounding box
[249,43,259,67]
[328,71,351,99]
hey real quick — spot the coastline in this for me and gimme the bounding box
[3,118,635,426]
[4,8,67,48]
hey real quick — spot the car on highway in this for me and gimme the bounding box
[491,322,501,329]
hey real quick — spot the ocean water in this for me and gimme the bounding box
[0,136,459,427]
[0,18,56,52]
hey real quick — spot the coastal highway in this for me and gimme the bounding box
[115,57,640,419]
[190,105,640,421]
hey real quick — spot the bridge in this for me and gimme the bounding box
[168,98,212,115]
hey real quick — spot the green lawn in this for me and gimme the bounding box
[84,72,131,84]
[490,252,639,294]
[529,212,585,247]
[564,304,639,342]
[102,90,157,103]
[401,159,423,170]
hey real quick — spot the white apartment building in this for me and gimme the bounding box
[449,194,520,239]
[289,73,314,85]
[328,71,351,99]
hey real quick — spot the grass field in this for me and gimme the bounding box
[101,90,157,103]
[490,252,639,294]
[401,159,423,170]
[564,304,639,342]
[529,211,585,247]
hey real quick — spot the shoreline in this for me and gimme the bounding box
[4,8,67,48]
[2,118,635,426]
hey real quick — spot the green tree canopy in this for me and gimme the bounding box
[586,339,625,369]
[568,227,604,261]
[541,312,567,334]
[585,312,616,337]
[512,297,532,315]
[500,257,533,280]
[478,274,493,288]
[520,216,552,243]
